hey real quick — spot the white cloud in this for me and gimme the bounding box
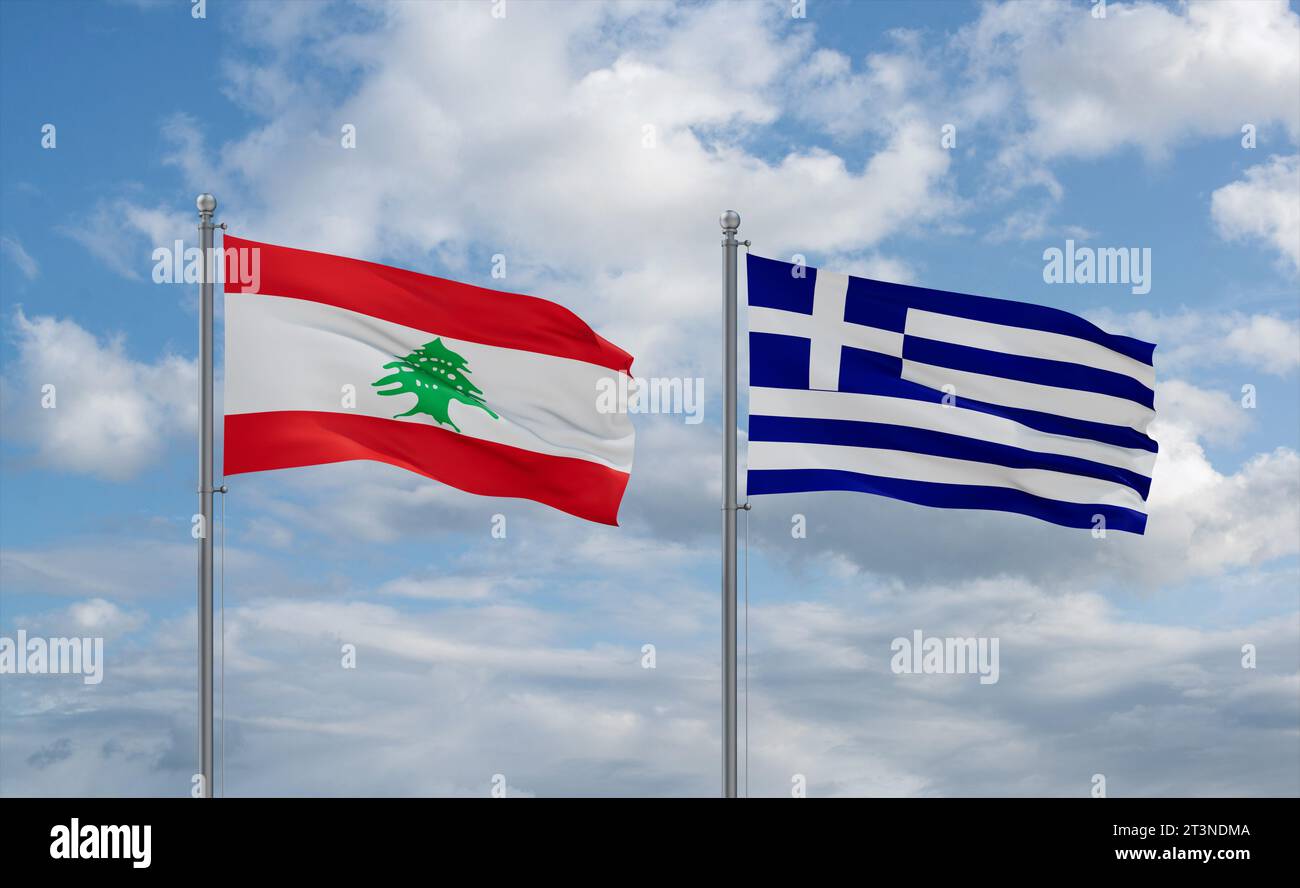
[63,598,147,635]
[1152,379,1249,446]
[167,0,954,372]
[60,199,191,281]
[0,235,38,279]
[375,575,521,602]
[1211,154,1300,272]
[1142,419,1300,577]
[0,310,196,480]
[788,35,940,141]
[3,597,147,646]
[818,253,917,286]
[963,0,1300,161]
[1221,313,1300,372]
[2,572,1294,796]
[1091,308,1300,377]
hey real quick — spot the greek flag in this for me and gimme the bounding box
[746,255,1158,534]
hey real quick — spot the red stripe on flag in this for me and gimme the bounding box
[224,411,630,525]
[221,235,633,373]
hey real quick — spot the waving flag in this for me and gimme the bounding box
[745,254,1157,533]
[222,236,635,524]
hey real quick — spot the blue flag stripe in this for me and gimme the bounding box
[748,255,1155,365]
[747,468,1149,534]
[795,349,1159,453]
[747,254,815,314]
[853,276,1155,366]
[902,336,1156,409]
[750,387,1155,475]
[750,332,812,389]
[749,440,1143,509]
[905,307,1155,388]
[749,414,1152,499]
[948,389,1157,454]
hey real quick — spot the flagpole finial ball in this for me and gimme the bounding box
[719,210,741,231]
[196,193,217,213]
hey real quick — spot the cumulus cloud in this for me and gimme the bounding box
[1090,308,1300,377]
[748,577,1299,796]
[788,33,943,141]
[1152,379,1250,446]
[1,573,1294,796]
[962,0,1300,161]
[153,0,954,373]
[1212,154,1300,272]
[1141,418,1300,578]
[0,310,196,480]
[9,597,149,639]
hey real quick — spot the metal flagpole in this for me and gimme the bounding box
[196,193,217,798]
[720,209,740,798]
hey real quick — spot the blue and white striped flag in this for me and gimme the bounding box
[746,255,1158,534]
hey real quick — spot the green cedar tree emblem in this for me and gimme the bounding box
[372,338,498,432]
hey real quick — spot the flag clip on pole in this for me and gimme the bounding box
[721,210,741,799]
[196,193,217,799]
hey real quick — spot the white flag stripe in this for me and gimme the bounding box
[748,306,904,358]
[905,309,1156,389]
[749,386,1156,476]
[901,359,1155,430]
[747,440,1145,510]
[808,271,850,389]
[225,293,634,471]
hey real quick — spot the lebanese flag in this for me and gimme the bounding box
[222,235,634,525]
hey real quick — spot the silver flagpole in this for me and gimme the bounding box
[196,193,217,798]
[720,209,740,798]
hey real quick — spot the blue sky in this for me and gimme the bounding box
[1,0,1297,796]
